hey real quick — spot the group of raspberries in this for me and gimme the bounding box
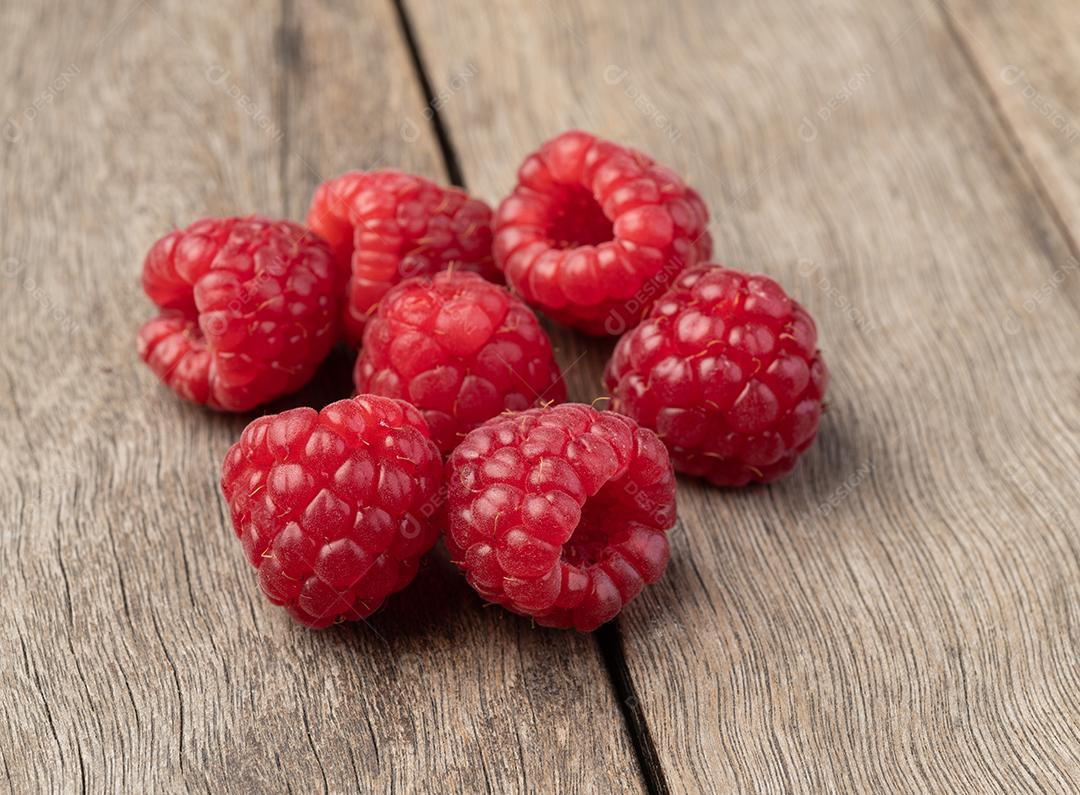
[137,130,827,631]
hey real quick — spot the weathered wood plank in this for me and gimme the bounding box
[942,0,1080,251]
[403,0,1080,791]
[0,1,643,791]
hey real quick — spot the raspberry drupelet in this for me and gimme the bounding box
[137,216,343,412]
[354,271,567,455]
[306,170,499,346]
[604,265,828,486]
[220,395,444,628]
[444,403,677,631]
[493,130,712,335]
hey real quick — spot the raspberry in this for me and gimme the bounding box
[604,265,828,486]
[493,130,712,335]
[444,403,677,631]
[220,395,444,627]
[354,271,566,454]
[306,170,499,346]
[137,216,342,412]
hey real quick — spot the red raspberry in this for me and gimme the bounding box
[493,130,712,335]
[306,170,499,346]
[444,403,677,631]
[137,216,342,412]
[354,271,566,454]
[604,265,828,486]
[220,395,444,628]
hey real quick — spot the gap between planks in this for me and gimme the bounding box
[388,1,667,792]
[935,0,1080,275]
[391,0,465,187]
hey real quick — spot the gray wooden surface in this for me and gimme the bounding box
[2,0,1079,792]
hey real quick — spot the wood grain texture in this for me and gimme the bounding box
[0,1,644,792]
[943,0,1080,253]
[404,0,1080,792]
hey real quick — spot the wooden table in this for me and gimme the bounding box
[3,1,1079,792]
